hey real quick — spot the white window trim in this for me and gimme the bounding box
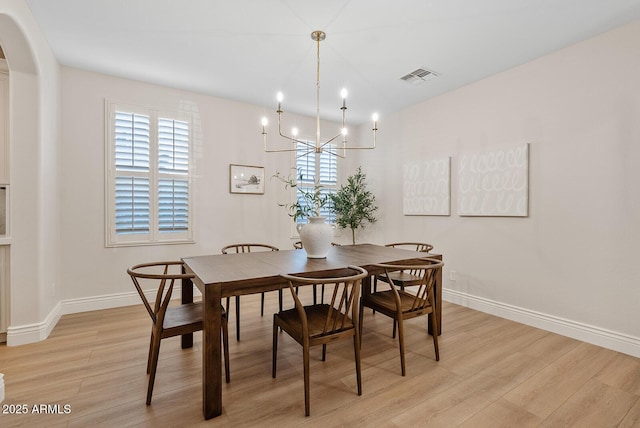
[105,99,194,247]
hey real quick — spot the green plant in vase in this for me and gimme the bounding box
[330,166,378,244]
[272,169,330,221]
[272,169,334,258]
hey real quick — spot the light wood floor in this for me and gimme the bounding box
[1,292,639,427]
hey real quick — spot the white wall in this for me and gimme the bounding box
[0,0,62,345]
[59,67,342,305]
[352,20,640,354]
[50,18,640,357]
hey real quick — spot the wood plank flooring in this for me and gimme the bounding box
[0,292,639,427]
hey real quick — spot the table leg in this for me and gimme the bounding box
[202,283,223,419]
[181,268,194,349]
[429,262,442,336]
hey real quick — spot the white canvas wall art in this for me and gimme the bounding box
[457,143,529,216]
[403,157,451,215]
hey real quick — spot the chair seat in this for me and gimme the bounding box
[364,290,433,318]
[376,271,422,287]
[276,304,355,341]
[162,302,203,333]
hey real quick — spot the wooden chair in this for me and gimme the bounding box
[292,241,341,304]
[127,261,230,405]
[272,266,368,416]
[373,242,434,292]
[221,243,279,340]
[360,258,443,376]
[372,242,434,320]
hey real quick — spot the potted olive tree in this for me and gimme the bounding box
[331,166,378,244]
[272,169,334,258]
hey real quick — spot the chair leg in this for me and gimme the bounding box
[430,311,440,361]
[146,331,154,374]
[372,277,377,314]
[272,316,279,378]
[392,319,397,338]
[313,284,317,305]
[222,316,231,383]
[235,295,240,341]
[303,342,311,416]
[397,318,406,376]
[278,289,283,312]
[322,344,327,361]
[146,331,162,405]
[353,334,362,396]
[261,292,265,316]
[358,299,365,347]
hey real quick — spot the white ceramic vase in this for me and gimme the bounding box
[297,216,333,258]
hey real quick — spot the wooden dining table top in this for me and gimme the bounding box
[182,243,442,296]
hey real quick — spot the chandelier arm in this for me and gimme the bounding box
[322,147,346,159]
[295,147,316,159]
[265,135,314,153]
[319,133,343,147]
[340,144,377,151]
[264,146,298,153]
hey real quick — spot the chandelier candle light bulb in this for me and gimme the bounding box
[261,30,378,158]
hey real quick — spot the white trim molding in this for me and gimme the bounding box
[6,302,62,346]
[0,372,5,403]
[5,286,200,346]
[443,288,640,358]
[61,286,201,315]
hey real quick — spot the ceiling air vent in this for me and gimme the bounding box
[400,67,439,85]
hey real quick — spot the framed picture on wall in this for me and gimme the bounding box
[229,164,265,194]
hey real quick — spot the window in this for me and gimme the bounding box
[295,141,338,225]
[106,101,193,246]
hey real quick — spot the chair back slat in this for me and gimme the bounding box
[375,258,443,313]
[282,266,367,337]
[384,242,434,277]
[323,282,356,334]
[127,261,195,325]
[129,274,156,322]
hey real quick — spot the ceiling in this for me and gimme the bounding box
[24,0,640,125]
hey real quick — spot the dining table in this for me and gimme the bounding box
[181,243,443,419]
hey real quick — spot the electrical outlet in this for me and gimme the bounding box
[449,270,456,281]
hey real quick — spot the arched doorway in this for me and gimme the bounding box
[0,9,57,347]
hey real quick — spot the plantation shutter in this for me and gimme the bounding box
[114,112,151,234]
[107,101,192,246]
[158,118,189,232]
[296,141,337,223]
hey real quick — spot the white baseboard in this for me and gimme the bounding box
[0,373,5,403]
[61,285,201,315]
[443,288,640,358]
[7,286,638,358]
[6,301,62,346]
[6,286,200,346]
[61,290,149,314]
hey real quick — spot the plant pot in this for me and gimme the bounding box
[297,216,333,258]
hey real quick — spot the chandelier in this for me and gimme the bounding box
[261,31,378,158]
